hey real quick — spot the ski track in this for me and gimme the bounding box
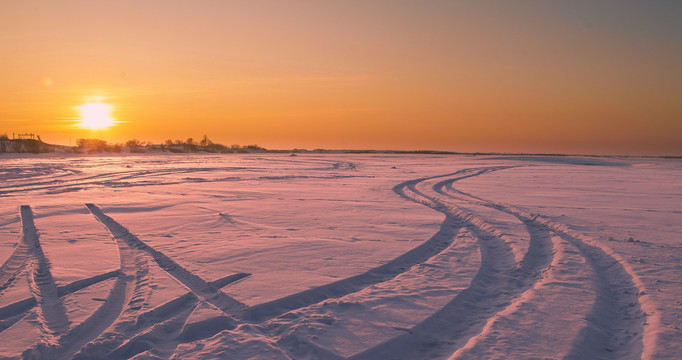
[3,164,656,359]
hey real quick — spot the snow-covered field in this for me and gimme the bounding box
[0,153,680,359]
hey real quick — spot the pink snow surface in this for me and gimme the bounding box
[0,153,679,359]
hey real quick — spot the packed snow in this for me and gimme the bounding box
[0,153,680,359]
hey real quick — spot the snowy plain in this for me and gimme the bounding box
[0,153,680,359]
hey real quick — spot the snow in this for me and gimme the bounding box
[0,153,680,359]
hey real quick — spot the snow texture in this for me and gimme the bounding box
[0,153,680,359]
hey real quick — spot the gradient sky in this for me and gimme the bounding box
[1,1,681,155]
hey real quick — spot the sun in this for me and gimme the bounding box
[77,101,116,129]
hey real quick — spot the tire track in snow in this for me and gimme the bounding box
[109,304,197,359]
[0,270,119,332]
[73,273,250,359]
[20,205,71,338]
[85,204,247,317]
[160,166,524,355]
[0,238,28,298]
[0,168,215,194]
[448,234,596,359]
[15,203,246,359]
[8,163,653,358]
[0,214,26,298]
[437,169,653,359]
[114,196,471,354]
[0,165,362,196]
[351,170,555,359]
[561,232,647,359]
[178,167,533,357]
[242,216,462,323]
[143,171,491,352]
[241,168,512,323]
[271,226,481,360]
[22,205,153,360]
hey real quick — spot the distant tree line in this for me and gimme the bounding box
[1,132,268,154]
[0,133,51,153]
[161,136,265,153]
[73,135,267,154]
[75,139,117,153]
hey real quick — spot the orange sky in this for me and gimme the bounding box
[1,1,681,155]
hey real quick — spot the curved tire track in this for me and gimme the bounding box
[243,217,462,323]
[169,167,546,357]
[436,167,652,359]
[156,166,541,357]
[8,164,655,359]
[448,234,596,359]
[350,170,554,359]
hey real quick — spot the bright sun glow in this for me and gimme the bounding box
[77,101,116,129]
